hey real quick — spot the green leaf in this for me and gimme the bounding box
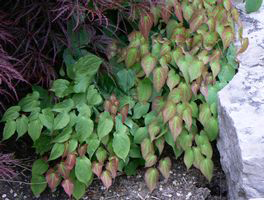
[218,63,235,82]
[169,116,182,141]
[125,47,138,68]
[153,67,167,92]
[73,76,90,93]
[96,147,108,163]
[50,79,70,98]
[28,119,43,142]
[52,127,72,143]
[200,142,213,159]
[86,85,103,106]
[246,0,263,13]
[141,138,155,159]
[16,115,28,139]
[53,112,70,130]
[184,148,194,170]
[162,101,176,123]
[73,179,86,200]
[137,78,153,102]
[39,108,54,130]
[167,69,180,90]
[73,53,102,81]
[141,53,157,77]
[31,175,47,197]
[158,157,171,180]
[188,59,204,82]
[32,159,49,175]
[133,102,150,119]
[2,120,16,141]
[97,112,114,140]
[1,106,20,122]
[144,168,159,192]
[134,127,148,144]
[68,139,78,153]
[52,99,74,113]
[76,116,94,143]
[117,69,136,92]
[113,133,130,161]
[200,158,214,181]
[49,143,65,161]
[204,117,218,141]
[76,103,91,118]
[75,156,92,185]
[87,138,100,158]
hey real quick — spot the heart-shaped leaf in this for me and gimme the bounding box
[101,170,112,190]
[184,148,194,170]
[141,138,155,159]
[92,161,103,178]
[46,170,60,192]
[158,157,171,180]
[200,158,214,181]
[141,53,157,77]
[148,121,160,142]
[167,69,180,90]
[125,47,138,68]
[137,78,153,103]
[106,156,119,178]
[144,168,159,192]
[169,116,183,142]
[145,154,158,168]
[139,12,154,39]
[98,112,114,140]
[162,101,177,123]
[75,156,92,185]
[65,153,76,170]
[153,67,168,92]
[62,179,74,197]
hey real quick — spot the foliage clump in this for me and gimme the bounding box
[1,0,248,199]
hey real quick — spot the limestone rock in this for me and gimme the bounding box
[217,2,264,200]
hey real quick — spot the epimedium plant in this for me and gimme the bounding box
[0,0,249,199]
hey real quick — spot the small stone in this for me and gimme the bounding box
[176,192,181,196]
[14,193,17,197]
[10,189,13,194]
[172,180,177,186]
[159,187,163,191]
[2,194,6,198]
[23,195,27,199]
[186,192,192,200]
[5,198,9,200]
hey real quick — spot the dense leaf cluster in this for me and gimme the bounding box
[1,0,248,199]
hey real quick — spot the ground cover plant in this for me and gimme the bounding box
[1,0,248,199]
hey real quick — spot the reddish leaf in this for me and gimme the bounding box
[178,83,192,102]
[161,5,172,23]
[62,179,74,197]
[65,153,76,170]
[223,0,231,11]
[237,38,249,54]
[92,161,103,178]
[160,41,171,56]
[152,96,165,112]
[141,138,155,159]
[221,27,235,50]
[148,121,161,142]
[141,53,157,77]
[168,87,182,104]
[144,168,159,192]
[104,100,112,112]
[139,12,154,39]
[162,101,177,123]
[153,67,168,92]
[158,157,172,180]
[106,156,119,178]
[182,108,192,131]
[145,154,158,168]
[57,162,70,178]
[167,69,180,91]
[190,13,205,33]
[120,104,129,123]
[100,170,112,190]
[174,1,183,23]
[151,6,161,26]
[78,144,88,157]
[169,116,183,142]
[155,137,165,155]
[46,169,60,192]
[188,59,204,82]
[110,105,118,115]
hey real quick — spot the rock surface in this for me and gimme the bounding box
[217,2,264,200]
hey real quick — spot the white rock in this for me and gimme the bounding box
[2,194,6,198]
[217,2,264,200]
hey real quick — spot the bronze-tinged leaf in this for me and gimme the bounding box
[203,32,218,51]
[221,27,235,50]
[78,144,88,157]
[161,5,172,23]
[100,170,112,190]
[145,154,158,168]
[174,1,183,23]
[237,38,249,55]
[171,27,186,45]
[231,8,239,23]
[106,156,119,178]
[62,179,74,197]
[171,48,184,66]
[155,137,165,155]
[167,69,180,91]
[182,107,192,131]
[223,0,231,11]
[200,81,209,100]
[191,80,200,96]
[152,96,165,112]
[176,103,186,117]
[151,6,161,26]
[199,104,211,126]
[148,121,161,142]
[46,169,60,192]
[168,87,182,104]
[158,157,172,180]
[139,12,154,39]
[111,105,118,115]
[104,100,112,112]
[190,13,205,32]
[210,60,221,79]
[92,161,103,178]
[184,148,194,170]
[125,47,139,68]
[160,41,171,56]
[178,83,192,102]
[120,104,129,123]
[65,153,76,170]
[144,168,159,192]
[140,42,150,56]
[193,146,204,168]
[169,116,183,141]
[166,20,180,39]
[57,162,70,178]
[188,59,204,82]
[162,101,177,123]
[153,67,168,92]
[182,3,194,21]
[207,17,215,32]
[141,53,157,77]
[141,138,155,160]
